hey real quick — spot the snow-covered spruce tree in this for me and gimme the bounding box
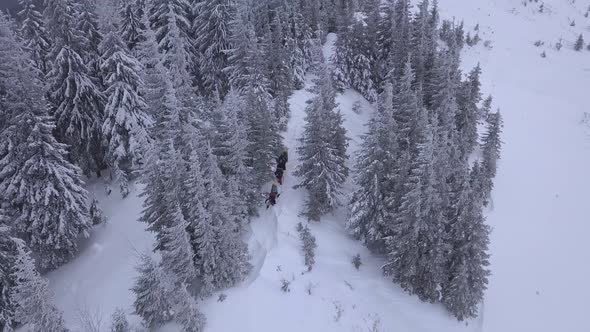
[100,17,150,196]
[347,83,398,252]
[455,64,482,161]
[0,18,92,269]
[0,213,17,332]
[119,0,146,52]
[283,0,314,89]
[411,0,438,91]
[44,0,105,176]
[193,0,235,96]
[75,0,104,81]
[170,282,206,332]
[296,223,317,271]
[389,0,412,80]
[440,170,490,321]
[574,34,584,51]
[132,253,173,329]
[109,308,130,332]
[148,0,192,51]
[295,63,349,221]
[198,145,251,294]
[17,0,51,76]
[266,13,294,129]
[159,202,198,289]
[210,89,256,217]
[10,242,67,332]
[480,110,503,205]
[135,10,167,123]
[331,19,376,101]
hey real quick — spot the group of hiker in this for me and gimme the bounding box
[265,150,288,209]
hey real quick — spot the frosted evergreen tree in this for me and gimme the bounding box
[100,19,150,196]
[283,0,314,89]
[131,253,173,329]
[411,0,438,90]
[119,0,146,51]
[10,242,67,332]
[0,19,92,269]
[390,0,412,80]
[193,0,235,95]
[480,110,503,204]
[109,308,130,332]
[347,83,397,252]
[148,0,192,50]
[170,283,206,332]
[159,203,198,288]
[331,20,376,101]
[199,145,251,293]
[574,34,584,51]
[266,13,294,128]
[0,214,16,332]
[210,89,256,216]
[44,0,105,175]
[18,0,51,76]
[135,10,167,123]
[297,223,317,271]
[456,64,482,160]
[441,172,490,320]
[295,64,349,220]
[75,0,104,80]
[226,0,268,93]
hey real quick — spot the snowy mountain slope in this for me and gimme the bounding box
[437,1,590,331]
[199,34,471,332]
[45,1,590,331]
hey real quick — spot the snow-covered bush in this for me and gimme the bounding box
[297,223,317,271]
[352,254,362,270]
[280,279,291,293]
[110,308,130,332]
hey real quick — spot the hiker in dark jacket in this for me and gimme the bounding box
[277,150,288,170]
[265,183,280,208]
[275,167,284,185]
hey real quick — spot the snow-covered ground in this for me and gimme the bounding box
[47,1,590,331]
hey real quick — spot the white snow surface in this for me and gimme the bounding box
[47,1,590,331]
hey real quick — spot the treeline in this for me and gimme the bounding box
[0,0,357,331]
[342,0,502,321]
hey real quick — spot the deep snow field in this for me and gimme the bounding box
[48,1,590,331]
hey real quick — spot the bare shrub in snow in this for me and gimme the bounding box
[352,254,362,270]
[297,222,317,271]
[217,294,227,302]
[533,40,544,47]
[281,279,291,292]
[352,100,362,114]
[555,39,563,50]
[540,51,547,57]
[90,198,106,225]
[306,282,316,295]
[76,304,103,332]
[333,301,344,322]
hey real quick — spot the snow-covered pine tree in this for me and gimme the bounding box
[135,10,167,124]
[283,0,314,89]
[210,89,256,217]
[17,0,51,76]
[295,63,349,221]
[75,0,104,81]
[109,308,130,332]
[441,170,490,320]
[10,242,67,332]
[455,64,482,161]
[193,0,235,96]
[266,13,294,129]
[100,16,150,196]
[169,282,206,332]
[347,83,398,252]
[119,0,146,51]
[0,212,17,332]
[331,19,376,101]
[149,0,192,51]
[44,0,105,176]
[574,33,584,51]
[0,18,92,269]
[296,222,317,271]
[131,253,173,329]
[480,110,503,204]
[389,0,412,80]
[199,145,251,293]
[159,202,198,289]
[411,0,438,91]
